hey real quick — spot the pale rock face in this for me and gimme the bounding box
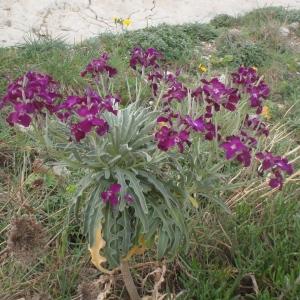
[1,0,300,47]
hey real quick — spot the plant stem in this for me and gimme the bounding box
[120,260,141,300]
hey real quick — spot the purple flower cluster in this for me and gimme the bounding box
[56,89,120,142]
[1,49,294,191]
[0,71,61,127]
[220,136,252,167]
[154,106,222,152]
[163,79,188,103]
[219,114,270,167]
[232,67,259,85]
[148,71,163,96]
[155,126,190,152]
[247,82,270,114]
[130,47,163,70]
[80,52,117,78]
[243,114,269,137]
[256,152,293,189]
[232,67,270,114]
[154,113,191,152]
[149,61,293,190]
[101,183,134,206]
[183,115,219,141]
[202,78,240,112]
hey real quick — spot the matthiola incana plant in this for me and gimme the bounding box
[1,47,295,298]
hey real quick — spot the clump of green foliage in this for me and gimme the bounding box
[101,23,218,61]
[210,14,238,28]
[239,6,300,25]
[217,32,268,67]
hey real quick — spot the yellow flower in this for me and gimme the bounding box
[157,121,169,129]
[261,106,271,120]
[198,63,208,73]
[252,66,258,72]
[122,18,132,27]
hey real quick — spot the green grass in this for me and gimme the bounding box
[179,187,300,299]
[0,6,300,299]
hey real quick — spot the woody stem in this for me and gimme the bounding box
[120,260,141,300]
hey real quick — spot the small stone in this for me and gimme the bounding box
[32,293,52,300]
[5,20,12,27]
[225,28,242,42]
[289,22,300,31]
[228,28,241,36]
[52,165,70,177]
[278,26,290,37]
[39,25,48,36]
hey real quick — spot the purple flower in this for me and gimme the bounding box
[236,149,252,168]
[95,120,109,136]
[220,136,252,167]
[157,112,179,127]
[6,103,35,127]
[175,130,191,152]
[203,122,220,141]
[1,71,61,127]
[130,47,163,70]
[56,89,118,141]
[80,53,117,78]
[202,78,227,102]
[101,183,121,206]
[154,126,190,152]
[247,82,270,114]
[164,69,181,83]
[243,114,269,137]
[163,80,188,103]
[231,67,270,114]
[182,115,206,133]
[256,151,293,189]
[191,86,203,101]
[154,126,177,151]
[7,111,32,127]
[202,78,240,112]
[101,94,120,115]
[70,117,109,142]
[204,105,213,119]
[239,130,258,148]
[232,67,259,86]
[124,193,134,204]
[269,171,284,189]
[181,115,219,141]
[148,71,163,96]
[256,152,293,174]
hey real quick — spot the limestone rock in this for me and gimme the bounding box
[279,26,290,37]
[289,22,300,31]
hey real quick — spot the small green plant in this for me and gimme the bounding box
[236,42,267,67]
[210,14,238,28]
[1,46,297,299]
[240,6,300,26]
[218,37,268,67]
